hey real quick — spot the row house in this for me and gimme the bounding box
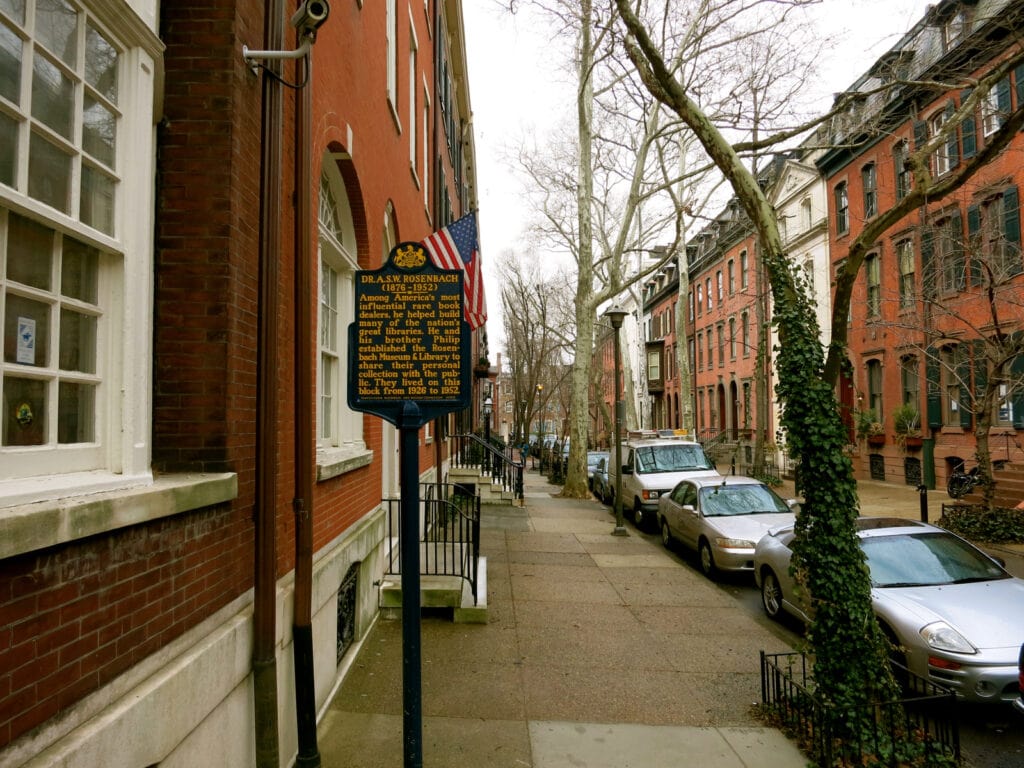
[820,0,1024,491]
[1,1,483,766]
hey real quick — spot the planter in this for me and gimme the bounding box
[902,435,923,451]
[867,434,886,448]
[473,365,491,379]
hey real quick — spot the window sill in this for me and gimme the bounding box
[0,472,238,561]
[317,445,374,482]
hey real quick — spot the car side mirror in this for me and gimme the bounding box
[621,464,633,475]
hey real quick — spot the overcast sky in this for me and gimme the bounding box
[461,0,935,352]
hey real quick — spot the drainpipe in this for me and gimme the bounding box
[254,0,284,766]
[292,41,321,768]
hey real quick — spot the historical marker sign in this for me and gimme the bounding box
[348,241,471,428]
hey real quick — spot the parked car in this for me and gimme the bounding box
[609,437,720,531]
[754,517,1024,704]
[587,451,609,489]
[591,456,612,503]
[657,475,796,578]
[1015,642,1024,715]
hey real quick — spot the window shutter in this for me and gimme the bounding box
[925,347,942,428]
[920,227,935,300]
[1015,62,1024,131]
[1003,185,1021,275]
[945,101,960,170]
[996,76,1012,124]
[950,208,965,289]
[961,88,977,159]
[1011,337,1024,428]
[967,205,982,285]
[913,120,928,150]
[958,352,973,430]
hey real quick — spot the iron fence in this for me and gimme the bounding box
[384,482,481,604]
[760,651,960,767]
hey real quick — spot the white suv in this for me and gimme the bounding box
[610,438,720,531]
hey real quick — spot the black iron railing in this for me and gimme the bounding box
[760,651,960,767]
[384,482,481,604]
[451,433,524,502]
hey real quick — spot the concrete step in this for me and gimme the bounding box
[379,557,488,624]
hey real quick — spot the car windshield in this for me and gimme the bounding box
[861,532,1009,587]
[698,484,790,516]
[588,452,608,468]
[635,444,714,473]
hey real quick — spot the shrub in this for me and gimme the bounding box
[938,505,1024,544]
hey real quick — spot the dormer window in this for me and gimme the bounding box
[943,9,968,50]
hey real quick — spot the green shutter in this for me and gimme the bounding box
[958,351,973,430]
[961,88,977,159]
[997,77,1012,124]
[967,205,982,285]
[1012,340,1024,428]
[946,101,960,170]
[1016,63,1024,131]
[950,208,965,290]
[1004,185,1022,276]
[920,227,935,300]
[913,120,928,150]
[926,347,942,428]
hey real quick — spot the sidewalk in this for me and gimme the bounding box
[317,468,806,767]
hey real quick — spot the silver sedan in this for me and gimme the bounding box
[754,517,1024,705]
[656,475,796,578]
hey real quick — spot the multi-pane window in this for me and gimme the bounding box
[647,349,660,381]
[834,182,849,234]
[705,277,712,310]
[716,323,724,367]
[696,284,703,316]
[862,163,877,219]
[865,253,881,317]
[982,78,1011,137]
[385,0,398,117]
[936,213,965,292]
[741,311,750,358]
[866,359,883,420]
[408,23,418,176]
[1,3,157,493]
[2,0,121,233]
[318,167,363,453]
[716,270,722,301]
[940,345,962,426]
[728,317,736,359]
[897,239,915,308]
[801,198,812,230]
[706,330,713,369]
[2,212,100,451]
[696,331,703,370]
[976,189,1022,280]
[942,9,968,50]
[894,139,911,200]
[996,382,1016,426]
[727,259,735,294]
[900,355,919,408]
[930,110,951,176]
[740,250,748,289]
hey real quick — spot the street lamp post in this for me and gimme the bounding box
[535,384,543,471]
[604,305,629,537]
[482,394,493,476]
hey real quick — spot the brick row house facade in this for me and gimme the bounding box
[603,0,1024,494]
[1,1,484,766]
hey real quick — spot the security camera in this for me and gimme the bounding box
[291,0,330,38]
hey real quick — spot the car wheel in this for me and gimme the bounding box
[633,501,647,531]
[660,520,673,548]
[761,569,783,620]
[698,539,717,579]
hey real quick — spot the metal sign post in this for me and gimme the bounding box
[348,242,471,768]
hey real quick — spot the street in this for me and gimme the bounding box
[621,513,1024,768]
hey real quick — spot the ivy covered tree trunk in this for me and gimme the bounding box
[614,0,899,743]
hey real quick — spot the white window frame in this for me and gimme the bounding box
[1,2,160,506]
[407,16,418,182]
[385,0,399,127]
[317,162,365,463]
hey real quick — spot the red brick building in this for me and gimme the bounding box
[819,0,1024,493]
[1,1,483,765]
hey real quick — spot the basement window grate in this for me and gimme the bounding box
[336,562,359,665]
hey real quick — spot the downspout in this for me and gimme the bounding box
[254,0,284,766]
[293,44,321,768]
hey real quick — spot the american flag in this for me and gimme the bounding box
[421,211,487,330]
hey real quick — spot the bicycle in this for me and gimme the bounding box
[946,465,982,499]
